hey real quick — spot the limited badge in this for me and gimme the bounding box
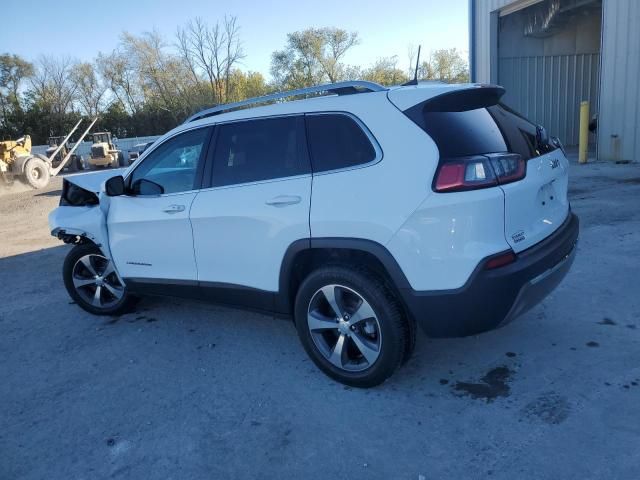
[512,231,526,243]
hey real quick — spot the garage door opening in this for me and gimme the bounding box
[497,0,602,150]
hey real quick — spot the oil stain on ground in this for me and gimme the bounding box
[597,317,616,326]
[452,366,514,403]
[521,392,570,425]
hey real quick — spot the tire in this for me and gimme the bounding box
[63,244,137,316]
[24,157,50,189]
[294,266,410,388]
[117,152,126,167]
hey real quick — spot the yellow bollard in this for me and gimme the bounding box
[578,101,589,164]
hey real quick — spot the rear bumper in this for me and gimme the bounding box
[400,212,579,338]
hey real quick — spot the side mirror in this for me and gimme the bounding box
[105,175,125,196]
[131,178,164,196]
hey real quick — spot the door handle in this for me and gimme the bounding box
[162,204,185,214]
[265,195,302,207]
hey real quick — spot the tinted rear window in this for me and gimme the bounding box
[306,114,377,172]
[211,116,309,187]
[407,102,538,160]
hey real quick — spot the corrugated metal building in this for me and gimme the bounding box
[470,0,640,162]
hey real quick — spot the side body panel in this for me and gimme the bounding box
[386,188,511,291]
[309,94,435,246]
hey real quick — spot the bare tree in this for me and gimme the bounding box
[175,16,245,104]
[97,50,143,114]
[71,62,107,117]
[30,56,78,117]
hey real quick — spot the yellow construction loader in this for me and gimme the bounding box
[0,118,97,189]
[87,132,124,168]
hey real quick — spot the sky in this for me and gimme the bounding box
[0,0,469,78]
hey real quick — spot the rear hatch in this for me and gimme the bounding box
[488,104,569,252]
[396,85,570,253]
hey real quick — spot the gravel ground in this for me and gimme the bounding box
[1,161,639,479]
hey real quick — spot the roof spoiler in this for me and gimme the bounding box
[416,85,506,113]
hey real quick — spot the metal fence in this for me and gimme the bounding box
[31,135,162,160]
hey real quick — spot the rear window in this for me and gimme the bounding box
[306,114,377,172]
[405,96,538,160]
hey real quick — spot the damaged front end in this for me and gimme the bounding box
[48,171,121,257]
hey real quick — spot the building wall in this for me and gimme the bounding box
[471,0,517,84]
[472,0,640,161]
[598,0,640,161]
[497,4,601,146]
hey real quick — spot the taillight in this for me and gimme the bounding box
[484,250,516,270]
[434,153,526,193]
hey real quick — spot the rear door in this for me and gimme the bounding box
[489,105,570,252]
[189,115,311,292]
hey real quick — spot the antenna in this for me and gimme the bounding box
[402,45,422,86]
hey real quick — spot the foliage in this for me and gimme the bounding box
[271,27,359,89]
[419,48,469,83]
[0,21,469,145]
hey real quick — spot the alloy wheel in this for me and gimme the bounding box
[72,254,124,308]
[307,284,382,372]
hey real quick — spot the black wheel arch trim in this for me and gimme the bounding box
[277,237,413,314]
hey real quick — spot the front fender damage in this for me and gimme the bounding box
[48,205,112,260]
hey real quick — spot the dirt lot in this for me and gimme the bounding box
[1,162,639,479]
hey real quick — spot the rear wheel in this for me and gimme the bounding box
[294,266,410,388]
[63,244,136,316]
[24,157,50,189]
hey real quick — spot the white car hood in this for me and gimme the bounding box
[64,168,127,193]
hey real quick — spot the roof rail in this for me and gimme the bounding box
[185,80,387,123]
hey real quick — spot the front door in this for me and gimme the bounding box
[107,126,212,282]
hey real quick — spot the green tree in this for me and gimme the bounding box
[363,56,408,86]
[0,53,34,139]
[419,48,469,83]
[270,27,359,89]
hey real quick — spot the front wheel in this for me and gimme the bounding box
[24,157,50,189]
[294,266,411,388]
[63,244,136,315]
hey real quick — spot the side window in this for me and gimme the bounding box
[306,114,377,173]
[130,127,210,195]
[211,116,309,187]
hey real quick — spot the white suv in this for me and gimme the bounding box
[49,81,579,387]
